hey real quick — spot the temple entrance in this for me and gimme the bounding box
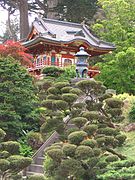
[64,59,72,66]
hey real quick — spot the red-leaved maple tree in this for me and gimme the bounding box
[0,40,33,67]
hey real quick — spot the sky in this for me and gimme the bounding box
[0,8,8,36]
[0,7,35,37]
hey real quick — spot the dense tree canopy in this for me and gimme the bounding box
[92,0,135,94]
[0,56,38,139]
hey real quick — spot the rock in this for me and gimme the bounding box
[124,123,135,132]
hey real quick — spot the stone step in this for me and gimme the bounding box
[35,156,45,165]
[26,171,44,176]
[28,164,44,174]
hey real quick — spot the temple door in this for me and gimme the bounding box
[51,56,56,65]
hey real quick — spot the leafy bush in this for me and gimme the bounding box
[28,174,46,180]
[82,111,100,122]
[0,141,20,155]
[47,87,59,95]
[27,131,43,149]
[105,155,119,162]
[54,82,69,89]
[61,87,72,93]
[72,102,86,109]
[62,93,78,105]
[0,128,6,141]
[81,139,97,148]
[46,149,63,161]
[129,102,135,122]
[62,144,77,157]
[0,151,10,159]
[75,145,93,159]
[115,134,127,146]
[71,117,87,128]
[68,131,87,145]
[69,88,83,96]
[8,155,32,172]
[105,98,124,108]
[54,100,68,111]
[0,159,10,172]
[83,125,98,136]
[42,66,64,77]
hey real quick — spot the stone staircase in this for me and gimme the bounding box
[23,131,60,177]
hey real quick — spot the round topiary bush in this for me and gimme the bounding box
[68,131,87,145]
[27,132,43,149]
[71,117,88,128]
[54,100,68,111]
[105,155,119,162]
[62,143,77,157]
[0,159,10,172]
[0,141,20,155]
[0,128,6,141]
[81,139,97,148]
[83,124,98,136]
[93,148,102,156]
[69,88,83,95]
[28,174,46,180]
[115,134,127,146]
[73,102,86,109]
[46,149,63,161]
[0,151,10,158]
[61,87,72,93]
[62,93,78,105]
[54,82,69,89]
[42,66,64,77]
[105,98,124,108]
[75,145,93,159]
[82,111,99,122]
[41,99,54,109]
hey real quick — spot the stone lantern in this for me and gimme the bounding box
[75,47,90,78]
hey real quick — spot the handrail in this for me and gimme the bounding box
[32,131,59,160]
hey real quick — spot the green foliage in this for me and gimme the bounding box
[81,139,97,148]
[27,131,43,149]
[54,100,68,111]
[61,87,72,93]
[0,56,38,139]
[105,98,124,108]
[42,66,64,77]
[68,131,87,145]
[69,88,83,96]
[28,174,46,180]
[129,102,135,122]
[0,159,10,172]
[0,128,6,142]
[71,117,87,128]
[8,155,32,172]
[75,145,93,159]
[62,93,78,106]
[0,141,20,155]
[105,155,119,163]
[83,124,98,136]
[62,144,77,157]
[46,149,63,162]
[93,0,135,94]
[115,134,127,146]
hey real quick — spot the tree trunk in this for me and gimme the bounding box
[47,0,60,19]
[18,0,29,39]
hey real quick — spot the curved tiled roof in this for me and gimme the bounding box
[23,17,116,51]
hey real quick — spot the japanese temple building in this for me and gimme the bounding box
[23,17,115,75]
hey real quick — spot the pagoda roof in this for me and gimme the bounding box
[23,17,115,51]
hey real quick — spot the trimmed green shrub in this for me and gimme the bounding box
[42,66,64,77]
[62,143,77,157]
[83,125,98,136]
[54,100,68,111]
[0,128,6,141]
[46,94,62,100]
[73,102,86,109]
[54,82,69,89]
[47,87,60,95]
[0,159,10,172]
[0,151,10,159]
[97,161,107,169]
[27,132,43,149]
[81,139,97,148]
[99,93,113,101]
[8,155,32,171]
[93,148,102,156]
[96,137,106,147]
[115,134,127,146]
[46,149,63,161]
[66,127,79,136]
[71,117,87,128]
[0,141,20,155]
[69,88,83,95]
[105,98,124,108]
[61,87,72,93]
[62,93,78,105]
[82,111,100,122]
[41,99,54,109]
[97,127,119,136]
[28,174,46,180]
[107,108,122,117]
[105,155,119,162]
[68,131,87,145]
[75,145,93,159]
